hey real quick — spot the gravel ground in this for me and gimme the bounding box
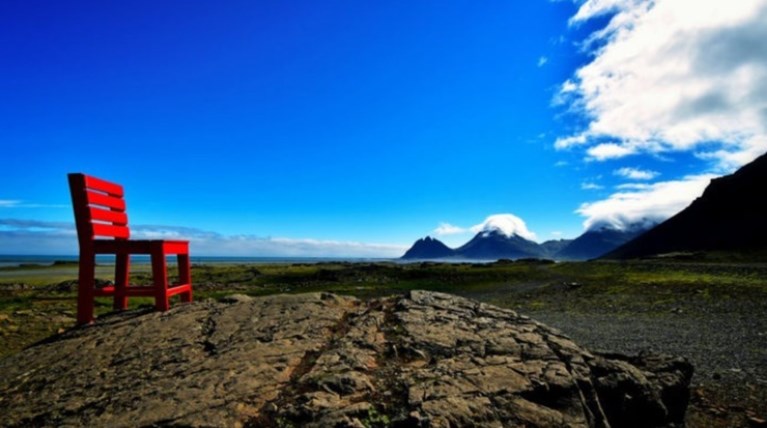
[452,266,767,427]
[528,310,767,387]
[4,261,766,426]
[527,301,767,427]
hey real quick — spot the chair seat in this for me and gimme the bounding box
[93,239,189,254]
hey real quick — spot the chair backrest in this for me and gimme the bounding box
[68,173,130,249]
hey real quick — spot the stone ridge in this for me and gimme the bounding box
[0,291,692,427]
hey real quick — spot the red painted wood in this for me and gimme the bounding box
[91,240,189,254]
[114,253,129,310]
[69,174,93,250]
[101,284,191,297]
[92,224,130,239]
[83,175,124,197]
[162,241,189,253]
[93,286,117,296]
[152,248,170,311]
[76,250,96,325]
[178,253,193,303]
[89,207,128,225]
[68,173,193,325]
[85,191,126,211]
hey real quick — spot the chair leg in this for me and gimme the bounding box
[114,252,130,310]
[77,251,96,325]
[152,249,170,311]
[178,253,192,303]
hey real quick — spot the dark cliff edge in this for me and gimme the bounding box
[605,152,767,259]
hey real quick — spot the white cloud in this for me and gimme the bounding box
[581,182,604,190]
[0,219,406,257]
[554,134,587,149]
[576,174,716,231]
[615,183,652,190]
[557,0,767,168]
[0,219,78,254]
[0,200,68,209]
[554,160,569,167]
[550,231,564,237]
[695,135,767,172]
[586,143,636,160]
[0,219,74,231]
[470,214,537,241]
[560,79,577,93]
[570,0,647,24]
[552,79,580,107]
[537,56,549,67]
[0,200,21,208]
[229,237,406,258]
[614,167,659,180]
[433,222,467,236]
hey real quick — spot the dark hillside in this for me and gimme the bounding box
[605,152,767,259]
[401,236,455,259]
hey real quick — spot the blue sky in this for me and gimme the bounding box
[2,1,766,256]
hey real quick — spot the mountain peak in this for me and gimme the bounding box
[401,236,455,259]
[475,214,537,241]
[456,229,544,260]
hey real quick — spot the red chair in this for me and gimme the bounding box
[68,173,192,325]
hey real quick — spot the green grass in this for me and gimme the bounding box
[1,259,766,358]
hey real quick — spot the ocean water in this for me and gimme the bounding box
[0,255,393,268]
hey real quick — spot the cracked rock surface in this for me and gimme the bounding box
[0,291,692,427]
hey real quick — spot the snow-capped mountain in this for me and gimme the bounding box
[454,229,545,260]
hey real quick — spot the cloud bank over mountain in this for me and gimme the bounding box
[471,214,537,241]
[433,214,538,242]
[558,0,767,232]
[577,174,716,231]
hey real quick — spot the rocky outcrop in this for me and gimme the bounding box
[0,291,692,427]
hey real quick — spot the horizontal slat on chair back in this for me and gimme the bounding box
[92,224,130,239]
[68,173,131,242]
[85,191,127,211]
[83,175,123,197]
[89,207,128,225]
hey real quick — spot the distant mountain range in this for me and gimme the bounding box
[403,153,767,261]
[400,231,545,261]
[400,225,647,261]
[604,152,767,259]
